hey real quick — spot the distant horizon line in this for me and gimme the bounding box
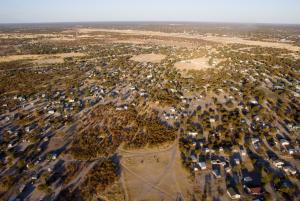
[1,20,300,26]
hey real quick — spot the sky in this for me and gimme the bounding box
[0,0,300,24]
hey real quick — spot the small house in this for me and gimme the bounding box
[227,187,241,199]
[198,162,207,170]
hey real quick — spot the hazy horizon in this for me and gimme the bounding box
[1,0,300,24]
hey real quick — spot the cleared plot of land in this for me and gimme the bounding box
[175,57,214,71]
[120,144,192,201]
[80,28,300,52]
[114,38,199,48]
[0,52,85,64]
[202,36,300,52]
[0,33,61,39]
[131,53,166,63]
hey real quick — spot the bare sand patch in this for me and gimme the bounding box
[48,36,75,41]
[202,36,300,52]
[80,34,104,38]
[175,57,215,71]
[112,38,197,48]
[0,33,70,40]
[79,28,300,52]
[120,145,192,201]
[0,52,85,64]
[113,39,146,45]
[131,53,166,63]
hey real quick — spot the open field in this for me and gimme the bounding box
[202,36,300,52]
[0,52,85,64]
[130,53,166,63]
[77,28,300,51]
[120,144,192,201]
[175,57,214,71]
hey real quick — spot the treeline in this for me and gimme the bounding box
[80,157,120,200]
[71,104,177,159]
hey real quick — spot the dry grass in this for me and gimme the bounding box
[0,52,86,64]
[202,36,300,52]
[78,28,300,52]
[120,145,192,201]
[175,57,214,71]
[130,53,166,63]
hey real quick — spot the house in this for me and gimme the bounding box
[188,132,198,137]
[68,99,75,103]
[280,139,290,146]
[249,100,258,105]
[283,166,297,175]
[170,107,176,113]
[287,147,296,155]
[204,148,210,153]
[191,142,197,147]
[25,124,36,133]
[198,162,207,170]
[51,153,57,160]
[227,187,241,199]
[240,148,247,156]
[7,140,17,148]
[251,138,260,145]
[243,176,253,183]
[209,117,216,123]
[225,162,232,173]
[190,155,198,163]
[273,160,284,168]
[234,158,240,165]
[246,186,263,195]
[287,146,296,155]
[287,123,300,131]
[212,165,221,178]
[31,175,38,181]
[48,110,55,115]
[288,166,297,175]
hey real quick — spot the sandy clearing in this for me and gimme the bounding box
[175,57,215,71]
[113,38,199,48]
[202,36,300,52]
[0,33,73,39]
[120,144,192,201]
[0,52,86,64]
[0,32,105,41]
[113,39,146,45]
[77,28,300,52]
[78,34,104,39]
[48,37,76,41]
[130,53,166,63]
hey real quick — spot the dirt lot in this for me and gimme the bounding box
[175,57,215,71]
[119,143,193,201]
[202,36,300,52]
[79,28,300,52]
[130,53,166,63]
[0,52,86,64]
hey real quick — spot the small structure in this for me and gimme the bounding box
[198,162,207,170]
[251,138,260,145]
[188,132,198,137]
[234,158,240,165]
[280,139,290,146]
[273,160,284,168]
[227,187,241,199]
[190,155,198,163]
[245,186,263,195]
